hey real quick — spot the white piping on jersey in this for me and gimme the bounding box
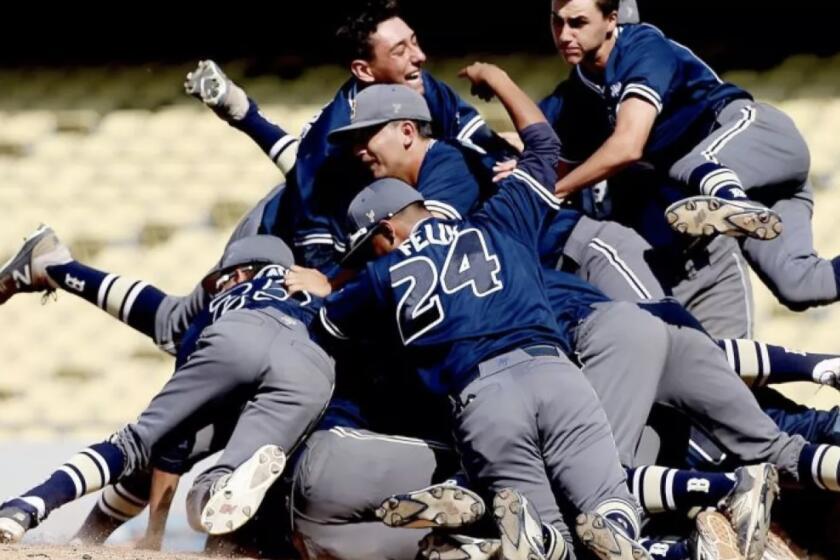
[457,115,485,142]
[587,238,653,299]
[328,426,452,451]
[269,135,298,161]
[424,200,462,220]
[576,65,605,96]
[701,105,756,164]
[511,169,563,210]
[319,307,349,340]
[294,234,347,252]
[620,83,663,114]
[688,438,720,464]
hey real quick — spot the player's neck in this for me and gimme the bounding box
[581,33,617,77]
[405,138,433,186]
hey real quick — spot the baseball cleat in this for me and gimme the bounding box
[200,445,286,535]
[418,533,501,560]
[0,505,35,543]
[720,463,778,560]
[812,357,840,388]
[762,530,799,560]
[0,225,70,305]
[376,481,485,529]
[493,488,546,560]
[184,60,248,120]
[665,196,782,240]
[690,511,743,560]
[542,522,569,560]
[575,512,650,560]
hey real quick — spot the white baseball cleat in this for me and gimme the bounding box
[493,488,546,560]
[575,512,650,560]
[0,225,70,304]
[418,533,501,560]
[200,445,286,535]
[183,60,248,120]
[691,511,744,560]
[0,506,35,544]
[720,464,779,560]
[665,196,782,240]
[812,357,840,388]
[762,530,799,560]
[376,481,485,529]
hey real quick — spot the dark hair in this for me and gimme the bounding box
[336,0,400,66]
[414,120,433,138]
[595,0,619,16]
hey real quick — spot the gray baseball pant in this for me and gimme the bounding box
[125,306,334,484]
[563,215,666,302]
[575,300,806,476]
[291,427,458,560]
[670,98,838,310]
[452,348,638,554]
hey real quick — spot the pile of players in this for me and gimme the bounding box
[1,1,840,559]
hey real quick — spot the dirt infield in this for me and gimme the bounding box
[0,544,212,560]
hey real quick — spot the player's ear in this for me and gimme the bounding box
[350,59,376,85]
[379,221,397,246]
[400,121,416,148]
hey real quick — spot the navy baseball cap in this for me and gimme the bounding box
[342,178,425,265]
[328,84,432,142]
[202,235,295,293]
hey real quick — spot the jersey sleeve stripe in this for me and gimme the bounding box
[511,169,563,210]
[319,307,349,340]
[268,135,299,161]
[456,115,485,141]
[424,200,462,220]
[620,84,663,113]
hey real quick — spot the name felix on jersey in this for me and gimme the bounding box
[396,221,460,258]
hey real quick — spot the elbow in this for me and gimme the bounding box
[618,142,643,166]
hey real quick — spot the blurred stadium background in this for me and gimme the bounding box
[0,0,838,549]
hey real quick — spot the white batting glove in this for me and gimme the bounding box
[184,60,249,120]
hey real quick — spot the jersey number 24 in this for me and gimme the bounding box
[390,228,502,345]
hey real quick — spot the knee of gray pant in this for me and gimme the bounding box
[109,425,150,478]
[763,270,834,312]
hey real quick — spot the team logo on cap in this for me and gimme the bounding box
[392,103,402,114]
[366,209,377,223]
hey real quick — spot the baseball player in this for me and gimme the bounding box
[541,0,840,334]
[317,62,661,560]
[0,235,334,543]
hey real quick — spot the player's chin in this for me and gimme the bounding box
[561,51,583,65]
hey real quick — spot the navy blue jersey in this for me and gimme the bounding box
[416,136,584,268]
[260,72,517,274]
[317,123,568,395]
[541,24,751,169]
[543,269,610,337]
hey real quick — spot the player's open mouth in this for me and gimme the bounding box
[405,71,422,83]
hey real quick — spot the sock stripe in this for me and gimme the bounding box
[595,499,640,539]
[759,342,771,379]
[753,341,766,387]
[643,466,665,513]
[812,444,829,490]
[86,448,112,486]
[119,280,144,322]
[19,497,46,521]
[66,452,107,494]
[820,446,840,492]
[113,482,146,508]
[664,468,676,511]
[105,277,136,319]
[98,493,135,521]
[96,274,117,309]
[631,467,645,510]
[80,450,106,489]
[723,339,736,371]
[59,465,84,497]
